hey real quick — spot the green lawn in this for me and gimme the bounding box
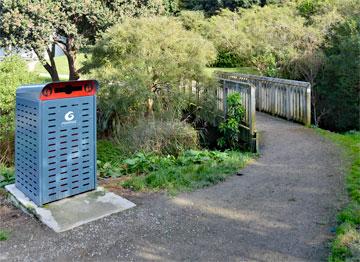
[205,66,259,77]
[317,129,360,261]
[33,52,88,77]
[33,56,257,79]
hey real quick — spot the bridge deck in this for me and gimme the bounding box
[0,113,346,261]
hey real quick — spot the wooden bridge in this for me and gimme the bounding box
[216,72,312,152]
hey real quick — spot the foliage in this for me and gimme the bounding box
[113,119,200,157]
[0,56,41,166]
[181,6,324,75]
[0,165,15,188]
[97,140,124,164]
[179,0,261,15]
[121,150,253,193]
[297,0,329,20]
[87,16,217,133]
[315,17,360,132]
[204,67,259,77]
[0,230,9,241]
[317,129,360,261]
[217,93,245,149]
[0,0,165,81]
[97,161,123,178]
[177,10,207,31]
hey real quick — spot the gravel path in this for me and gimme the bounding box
[0,113,347,261]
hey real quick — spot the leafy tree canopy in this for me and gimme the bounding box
[0,0,164,81]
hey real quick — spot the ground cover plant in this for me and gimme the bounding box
[0,229,8,241]
[98,149,253,194]
[318,129,360,261]
[0,165,14,188]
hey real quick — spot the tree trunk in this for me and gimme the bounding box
[65,36,80,80]
[46,44,60,82]
[33,47,59,82]
[43,63,60,82]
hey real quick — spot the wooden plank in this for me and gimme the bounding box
[306,85,311,126]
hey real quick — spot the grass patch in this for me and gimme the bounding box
[317,129,360,261]
[205,67,259,77]
[33,53,88,76]
[0,230,9,241]
[121,150,253,194]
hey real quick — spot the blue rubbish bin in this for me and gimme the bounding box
[15,80,99,206]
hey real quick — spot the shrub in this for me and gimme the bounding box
[97,140,124,164]
[87,16,217,133]
[114,119,200,156]
[315,17,360,131]
[0,165,15,188]
[187,6,325,76]
[0,56,39,166]
[217,93,245,149]
[0,230,9,241]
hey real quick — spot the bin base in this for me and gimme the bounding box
[5,184,136,232]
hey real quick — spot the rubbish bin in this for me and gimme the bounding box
[15,80,99,206]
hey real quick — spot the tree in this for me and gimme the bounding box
[315,17,360,131]
[287,51,326,125]
[179,0,261,15]
[0,1,163,81]
[86,16,217,131]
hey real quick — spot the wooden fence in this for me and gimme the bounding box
[216,72,312,126]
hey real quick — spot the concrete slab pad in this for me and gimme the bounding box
[5,184,136,233]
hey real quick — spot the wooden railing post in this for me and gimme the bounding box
[249,84,256,136]
[223,80,228,115]
[305,85,311,127]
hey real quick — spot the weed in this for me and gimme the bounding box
[0,230,8,241]
[0,165,15,188]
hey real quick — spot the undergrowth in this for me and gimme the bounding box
[0,229,8,241]
[317,129,360,261]
[0,165,15,188]
[97,147,253,194]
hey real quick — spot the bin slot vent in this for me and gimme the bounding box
[15,101,39,203]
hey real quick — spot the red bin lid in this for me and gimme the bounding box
[40,80,98,100]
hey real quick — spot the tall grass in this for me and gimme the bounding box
[317,129,360,261]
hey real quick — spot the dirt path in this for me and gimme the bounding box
[0,113,346,261]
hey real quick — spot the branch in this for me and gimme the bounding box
[54,40,69,56]
[32,46,50,68]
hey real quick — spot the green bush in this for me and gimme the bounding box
[183,7,324,76]
[97,140,124,164]
[87,16,217,133]
[0,56,39,166]
[114,119,199,157]
[217,93,245,149]
[316,17,360,132]
[0,230,9,241]
[0,165,15,188]
[179,0,261,15]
